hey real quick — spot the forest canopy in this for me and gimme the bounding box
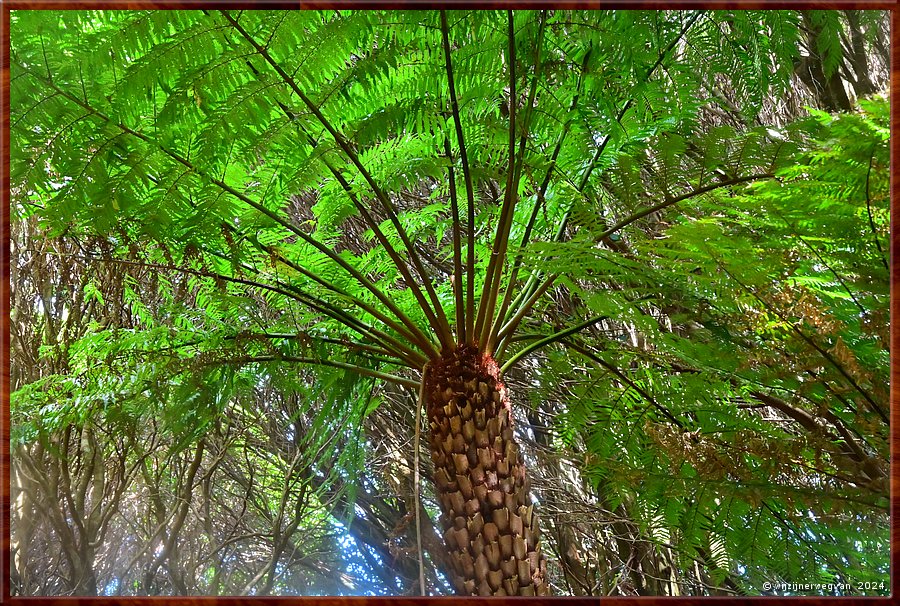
[8,8,890,597]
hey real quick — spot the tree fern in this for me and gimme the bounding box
[10,8,889,597]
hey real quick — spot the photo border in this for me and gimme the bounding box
[1,1,895,603]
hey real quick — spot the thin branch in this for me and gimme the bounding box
[220,10,454,349]
[146,441,205,585]
[413,367,428,595]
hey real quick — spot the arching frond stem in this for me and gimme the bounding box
[209,241,435,363]
[474,11,519,351]
[218,356,419,389]
[173,332,396,359]
[201,249,428,365]
[494,273,555,354]
[718,263,887,424]
[506,11,706,326]
[485,11,548,354]
[499,314,607,372]
[220,10,455,351]
[863,145,889,271]
[495,47,591,332]
[89,255,424,366]
[314,152,443,357]
[443,137,466,343]
[498,173,777,346]
[600,174,776,239]
[770,213,867,315]
[563,339,685,428]
[440,10,477,344]
[21,67,432,365]
[294,130,442,357]
[198,201,433,357]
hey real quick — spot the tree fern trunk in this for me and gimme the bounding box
[425,346,548,596]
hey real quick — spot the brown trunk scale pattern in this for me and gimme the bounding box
[424,345,548,596]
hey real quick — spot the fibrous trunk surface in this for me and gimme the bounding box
[424,345,548,596]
